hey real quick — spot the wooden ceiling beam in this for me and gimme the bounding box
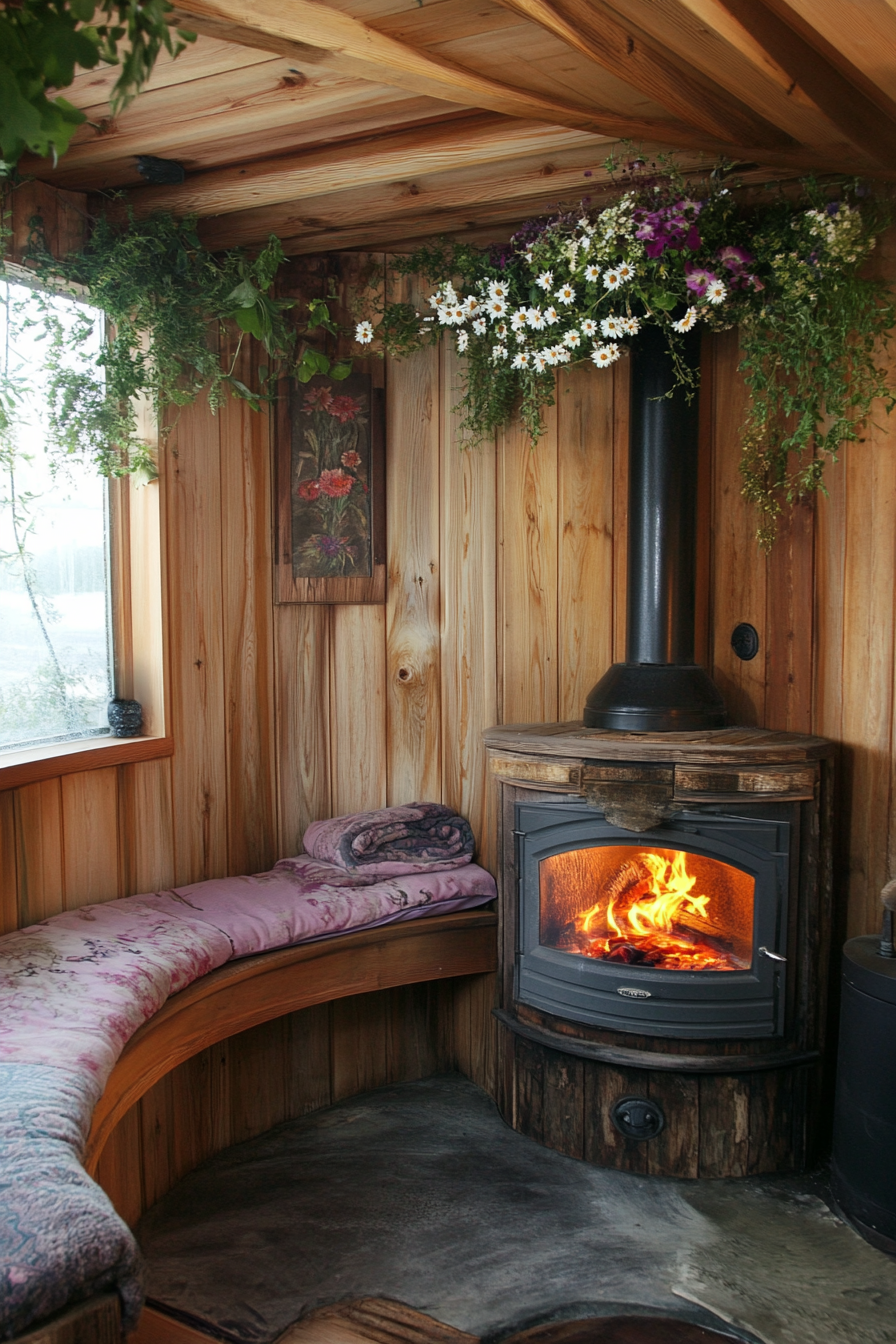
[111,115,601,220]
[713,0,896,169]
[196,137,632,250]
[168,0,700,144]
[492,0,795,150]
[194,142,797,255]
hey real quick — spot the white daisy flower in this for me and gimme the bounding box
[603,268,622,290]
[355,320,374,344]
[428,294,440,310]
[705,279,727,305]
[488,279,510,301]
[472,317,487,335]
[543,347,559,366]
[488,298,508,319]
[591,343,622,367]
[451,305,467,323]
[512,350,531,369]
[515,331,527,344]
[436,304,453,325]
[580,318,599,337]
[616,262,635,283]
[544,306,561,326]
[564,330,582,349]
[672,307,699,332]
[555,283,576,305]
[510,308,529,332]
[527,307,546,330]
[494,320,509,339]
[457,329,469,352]
[623,316,640,335]
[492,344,508,361]
[535,270,554,291]
[551,345,570,364]
[534,351,550,371]
[463,296,480,316]
[584,264,601,282]
[601,315,624,338]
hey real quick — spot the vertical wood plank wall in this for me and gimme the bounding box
[2,244,895,933]
[3,207,896,1204]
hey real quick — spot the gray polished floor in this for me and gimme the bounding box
[137,1075,896,1344]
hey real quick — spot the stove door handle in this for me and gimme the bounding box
[759,945,787,963]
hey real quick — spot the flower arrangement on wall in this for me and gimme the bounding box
[355,159,894,545]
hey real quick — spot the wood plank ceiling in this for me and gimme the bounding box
[20,0,896,253]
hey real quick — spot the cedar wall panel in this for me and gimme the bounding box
[3,220,896,1112]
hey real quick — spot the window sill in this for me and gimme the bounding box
[0,735,174,791]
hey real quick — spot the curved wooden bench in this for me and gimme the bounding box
[84,909,497,1175]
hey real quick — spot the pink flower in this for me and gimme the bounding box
[298,479,321,500]
[303,386,333,411]
[341,450,361,469]
[717,245,753,272]
[327,395,362,423]
[318,468,354,498]
[684,263,717,297]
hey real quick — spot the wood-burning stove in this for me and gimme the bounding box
[483,322,836,1178]
[516,802,790,1038]
[485,724,835,1179]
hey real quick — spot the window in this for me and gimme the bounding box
[0,266,167,777]
[0,277,114,751]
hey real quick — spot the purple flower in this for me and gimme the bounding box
[315,535,350,558]
[684,263,717,296]
[717,245,753,272]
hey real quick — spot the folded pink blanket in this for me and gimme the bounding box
[304,802,474,876]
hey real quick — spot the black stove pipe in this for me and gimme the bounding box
[584,324,727,732]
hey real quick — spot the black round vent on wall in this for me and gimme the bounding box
[731,622,760,661]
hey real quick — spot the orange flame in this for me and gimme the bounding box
[575,849,739,970]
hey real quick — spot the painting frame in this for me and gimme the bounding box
[274,363,386,604]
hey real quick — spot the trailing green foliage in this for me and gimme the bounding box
[736,190,895,545]
[0,0,195,167]
[356,159,895,546]
[21,209,297,475]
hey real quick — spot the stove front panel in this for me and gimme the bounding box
[516,802,790,1038]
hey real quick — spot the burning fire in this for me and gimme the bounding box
[573,849,740,971]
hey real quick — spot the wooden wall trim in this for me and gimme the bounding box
[0,737,174,793]
[84,911,497,1175]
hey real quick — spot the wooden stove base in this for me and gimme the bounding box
[501,1024,820,1179]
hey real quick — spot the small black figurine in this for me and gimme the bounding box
[108,698,143,737]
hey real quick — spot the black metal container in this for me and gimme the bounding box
[584,325,726,731]
[830,936,896,1254]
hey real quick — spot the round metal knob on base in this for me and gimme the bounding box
[611,1095,665,1141]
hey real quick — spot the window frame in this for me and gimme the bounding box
[0,264,171,787]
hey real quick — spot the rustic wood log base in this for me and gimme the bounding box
[486,724,836,1180]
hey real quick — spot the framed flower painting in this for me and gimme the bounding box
[274,367,386,603]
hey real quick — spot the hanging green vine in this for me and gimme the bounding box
[4,203,353,480]
[0,0,195,168]
[17,208,294,476]
[355,159,895,546]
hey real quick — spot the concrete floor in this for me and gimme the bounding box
[136,1075,896,1344]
